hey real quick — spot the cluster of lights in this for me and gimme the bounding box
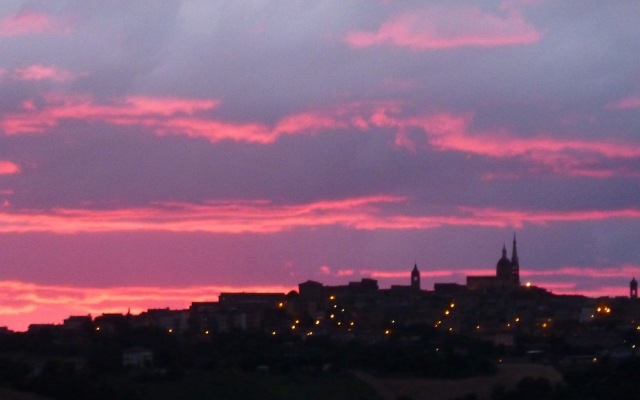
[327,295,354,330]
[591,306,612,319]
[435,301,456,329]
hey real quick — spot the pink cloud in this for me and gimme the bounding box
[522,265,640,279]
[0,280,295,331]
[0,161,19,175]
[0,95,398,143]
[2,94,638,178]
[13,65,80,82]
[462,207,640,228]
[404,113,640,178]
[607,96,640,110]
[409,114,640,159]
[344,5,541,50]
[543,284,629,298]
[318,266,355,277]
[0,195,406,234]
[1,94,220,135]
[0,197,638,234]
[0,10,70,37]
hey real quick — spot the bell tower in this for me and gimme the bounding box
[411,264,420,291]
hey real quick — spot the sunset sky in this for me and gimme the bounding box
[0,1,639,331]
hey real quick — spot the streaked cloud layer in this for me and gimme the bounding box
[0,1,638,330]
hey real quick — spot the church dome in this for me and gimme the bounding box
[496,245,512,280]
[496,256,511,271]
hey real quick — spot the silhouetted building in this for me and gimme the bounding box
[631,277,638,299]
[411,263,420,291]
[511,234,520,285]
[62,315,92,333]
[467,236,520,290]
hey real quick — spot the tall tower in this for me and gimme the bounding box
[511,234,520,285]
[631,277,638,299]
[411,264,420,291]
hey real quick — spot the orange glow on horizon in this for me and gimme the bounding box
[0,280,295,332]
[0,274,633,332]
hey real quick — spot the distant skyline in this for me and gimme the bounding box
[0,1,639,331]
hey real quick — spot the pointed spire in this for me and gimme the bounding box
[502,244,507,259]
[511,233,519,263]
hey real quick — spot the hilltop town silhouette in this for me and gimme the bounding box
[1,237,639,400]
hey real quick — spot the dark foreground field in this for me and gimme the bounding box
[124,370,382,400]
[8,370,383,400]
